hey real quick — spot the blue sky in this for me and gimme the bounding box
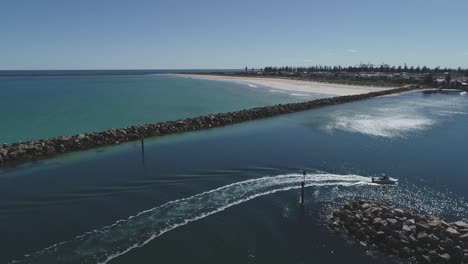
[1,0,467,70]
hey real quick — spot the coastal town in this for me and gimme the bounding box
[235,64,468,89]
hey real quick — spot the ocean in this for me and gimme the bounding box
[1,72,467,264]
[0,71,321,144]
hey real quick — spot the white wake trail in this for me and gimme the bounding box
[11,173,372,264]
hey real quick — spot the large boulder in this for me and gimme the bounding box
[454,221,468,229]
[330,200,468,262]
[0,148,8,158]
[446,227,460,236]
[387,218,399,226]
[416,222,431,232]
[417,232,428,240]
[402,224,412,233]
[438,253,451,262]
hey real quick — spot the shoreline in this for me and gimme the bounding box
[0,85,420,166]
[167,73,395,96]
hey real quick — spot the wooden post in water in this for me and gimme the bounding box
[300,170,306,205]
[141,136,145,164]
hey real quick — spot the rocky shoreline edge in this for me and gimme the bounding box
[0,85,420,165]
[329,200,468,263]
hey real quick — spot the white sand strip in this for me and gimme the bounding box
[168,74,394,96]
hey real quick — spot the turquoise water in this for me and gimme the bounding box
[0,74,320,143]
[1,89,468,264]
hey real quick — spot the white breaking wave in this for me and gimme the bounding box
[10,173,372,264]
[461,91,467,96]
[291,93,311,97]
[247,83,257,88]
[269,89,312,98]
[269,89,288,94]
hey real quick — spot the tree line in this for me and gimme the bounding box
[262,65,468,76]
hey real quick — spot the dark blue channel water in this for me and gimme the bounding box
[1,92,468,263]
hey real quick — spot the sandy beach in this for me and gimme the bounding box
[169,74,394,96]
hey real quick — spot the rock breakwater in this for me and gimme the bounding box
[0,86,419,165]
[330,200,468,263]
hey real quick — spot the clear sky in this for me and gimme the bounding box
[1,0,467,70]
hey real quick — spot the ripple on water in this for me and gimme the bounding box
[10,172,468,264]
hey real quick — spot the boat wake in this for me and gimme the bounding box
[10,173,371,264]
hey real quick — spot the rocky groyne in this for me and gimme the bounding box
[0,85,419,165]
[329,200,468,263]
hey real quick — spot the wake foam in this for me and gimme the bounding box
[10,173,371,264]
[324,95,467,138]
[325,114,435,138]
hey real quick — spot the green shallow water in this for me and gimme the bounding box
[0,74,322,143]
[1,90,468,264]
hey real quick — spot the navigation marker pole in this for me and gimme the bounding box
[141,136,145,164]
[301,170,306,205]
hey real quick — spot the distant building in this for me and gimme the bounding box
[433,78,446,87]
[434,78,468,89]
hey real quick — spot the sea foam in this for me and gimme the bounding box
[326,114,434,138]
[323,95,467,138]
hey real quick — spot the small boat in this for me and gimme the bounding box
[371,176,397,185]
